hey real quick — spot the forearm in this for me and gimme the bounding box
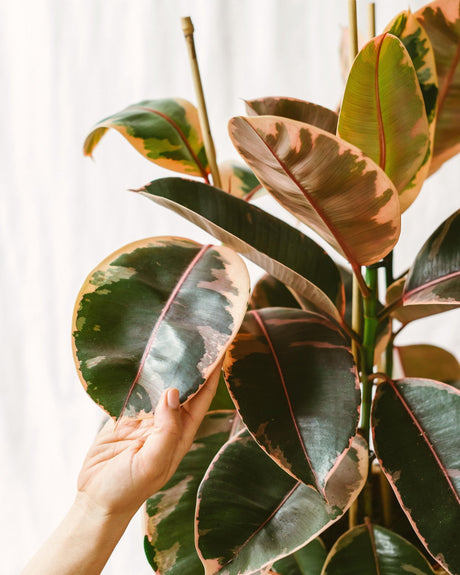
[21,493,134,575]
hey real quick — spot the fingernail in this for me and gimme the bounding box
[167,388,180,410]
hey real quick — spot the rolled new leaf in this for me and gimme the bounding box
[223,308,360,493]
[83,98,210,179]
[403,209,460,305]
[246,97,338,134]
[416,1,460,175]
[321,523,435,575]
[338,33,430,210]
[228,115,401,267]
[219,160,264,201]
[144,411,236,575]
[72,237,250,418]
[372,378,460,573]
[196,431,368,575]
[138,178,344,321]
[271,539,327,575]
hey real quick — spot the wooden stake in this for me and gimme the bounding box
[368,3,376,40]
[181,17,222,189]
[348,0,359,68]
[348,0,361,531]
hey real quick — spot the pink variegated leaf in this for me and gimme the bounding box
[415,1,460,175]
[229,115,401,267]
[219,160,264,201]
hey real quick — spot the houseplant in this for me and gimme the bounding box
[73,0,460,573]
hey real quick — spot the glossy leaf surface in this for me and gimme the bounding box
[396,344,460,383]
[144,411,236,574]
[416,1,460,175]
[229,115,401,266]
[196,432,368,575]
[72,237,249,418]
[219,161,264,201]
[372,378,460,573]
[385,276,456,324]
[246,97,338,134]
[83,98,209,179]
[224,308,360,492]
[138,178,344,321]
[338,33,429,209]
[385,10,438,210]
[404,209,460,305]
[271,539,326,575]
[322,523,435,575]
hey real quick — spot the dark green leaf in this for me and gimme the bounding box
[144,411,236,574]
[138,178,344,321]
[196,431,368,575]
[372,378,460,573]
[404,209,460,306]
[272,539,327,575]
[72,237,249,418]
[249,274,301,310]
[224,308,360,492]
[322,523,435,574]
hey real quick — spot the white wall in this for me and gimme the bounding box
[1,1,458,573]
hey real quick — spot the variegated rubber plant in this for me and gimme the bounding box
[75,0,460,573]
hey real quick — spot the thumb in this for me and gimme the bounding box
[153,387,182,438]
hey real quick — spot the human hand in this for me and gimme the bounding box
[75,363,221,521]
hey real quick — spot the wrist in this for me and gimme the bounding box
[73,490,136,530]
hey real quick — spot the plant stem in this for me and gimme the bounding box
[359,267,379,444]
[348,0,359,67]
[181,17,222,189]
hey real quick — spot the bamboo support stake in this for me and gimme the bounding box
[348,0,361,532]
[348,0,359,67]
[181,17,222,189]
[368,3,376,40]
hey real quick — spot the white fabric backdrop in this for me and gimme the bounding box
[1,1,458,573]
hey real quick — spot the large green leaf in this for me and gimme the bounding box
[219,160,265,201]
[271,539,327,575]
[246,97,338,134]
[403,209,460,305]
[337,33,429,211]
[248,274,301,311]
[228,115,401,267]
[223,308,360,492]
[138,178,344,321]
[72,237,249,418]
[321,523,435,575]
[83,98,210,179]
[396,344,460,383]
[196,432,368,575]
[372,378,460,574]
[144,411,235,575]
[385,10,438,211]
[415,1,460,175]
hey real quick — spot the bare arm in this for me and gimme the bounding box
[21,366,220,575]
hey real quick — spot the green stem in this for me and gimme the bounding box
[359,267,379,444]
